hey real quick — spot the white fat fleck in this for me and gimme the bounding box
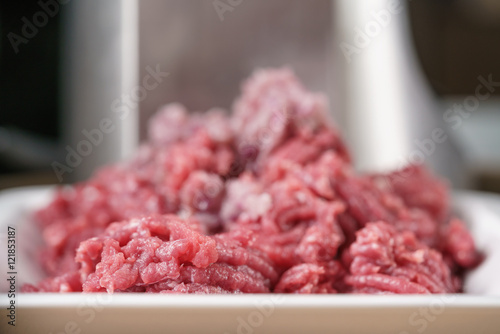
[302,174,313,184]
[245,193,272,220]
[82,186,100,201]
[197,199,210,211]
[177,209,190,220]
[128,220,141,228]
[295,192,307,203]
[413,249,425,263]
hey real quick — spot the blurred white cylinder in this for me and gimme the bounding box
[61,0,138,182]
[334,0,465,185]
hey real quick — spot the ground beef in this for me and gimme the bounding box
[22,272,82,293]
[148,104,233,147]
[231,68,348,172]
[441,218,482,269]
[344,222,458,294]
[26,215,277,293]
[222,173,345,272]
[369,164,450,223]
[334,173,440,248]
[35,115,234,276]
[274,261,345,294]
[26,67,481,294]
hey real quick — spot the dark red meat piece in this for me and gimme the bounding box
[274,261,345,294]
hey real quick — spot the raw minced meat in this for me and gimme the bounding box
[369,164,450,223]
[231,68,348,172]
[35,121,234,276]
[25,68,481,294]
[344,221,457,294]
[25,215,278,293]
[441,218,482,269]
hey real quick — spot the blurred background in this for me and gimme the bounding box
[1,0,500,192]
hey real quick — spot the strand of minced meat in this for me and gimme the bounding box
[343,221,458,294]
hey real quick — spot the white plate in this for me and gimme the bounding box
[1,186,500,334]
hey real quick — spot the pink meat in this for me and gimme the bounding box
[262,127,350,183]
[77,215,218,292]
[370,164,450,223]
[148,103,233,146]
[232,67,348,171]
[26,67,481,295]
[345,222,457,294]
[274,261,345,293]
[26,215,278,294]
[35,114,234,275]
[22,272,82,293]
[223,173,345,273]
[441,218,481,269]
[334,174,440,247]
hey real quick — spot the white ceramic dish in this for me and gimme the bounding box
[1,186,499,334]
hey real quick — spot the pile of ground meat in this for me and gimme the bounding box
[23,68,481,294]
